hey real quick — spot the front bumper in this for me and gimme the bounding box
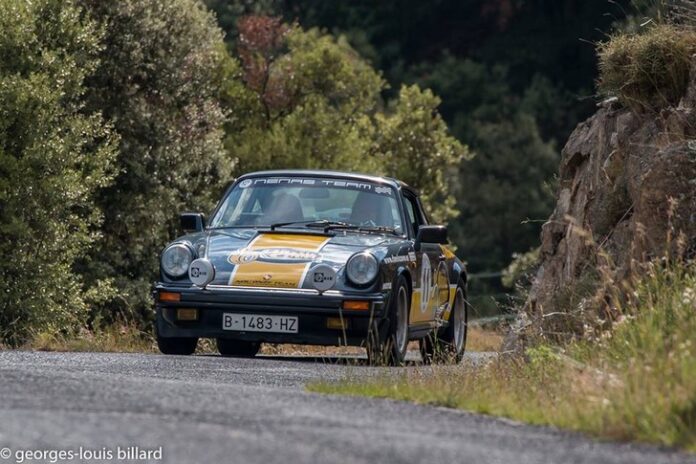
[154,284,387,346]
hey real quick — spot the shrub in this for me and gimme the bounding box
[80,0,233,322]
[0,0,116,345]
[598,24,696,112]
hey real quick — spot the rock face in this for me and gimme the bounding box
[513,63,696,346]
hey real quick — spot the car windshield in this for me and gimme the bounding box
[208,177,404,233]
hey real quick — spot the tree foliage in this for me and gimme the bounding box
[0,0,116,345]
[222,19,466,224]
[204,1,627,275]
[79,0,232,320]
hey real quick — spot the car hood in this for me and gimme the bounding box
[183,229,401,289]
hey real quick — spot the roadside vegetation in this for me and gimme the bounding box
[310,11,696,451]
[310,258,696,451]
[29,321,156,353]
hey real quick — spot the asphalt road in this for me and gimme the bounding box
[0,351,693,464]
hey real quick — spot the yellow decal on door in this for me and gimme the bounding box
[228,234,330,288]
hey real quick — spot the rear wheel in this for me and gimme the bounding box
[420,279,467,364]
[217,338,260,358]
[156,333,198,356]
[366,275,410,366]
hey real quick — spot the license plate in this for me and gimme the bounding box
[222,313,298,333]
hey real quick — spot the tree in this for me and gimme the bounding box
[0,0,116,345]
[415,55,559,272]
[80,0,232,320]
[226,0,628,275]
[374,85,468,224]
[222,18,465,224]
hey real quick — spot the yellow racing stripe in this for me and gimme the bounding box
[228,233,330,289]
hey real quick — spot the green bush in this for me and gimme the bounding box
[598,24,696,111]
[80,0,233,322]
[0,0,116,345]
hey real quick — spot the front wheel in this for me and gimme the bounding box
[156,333,198,356]
[366,275,410,366]
[420,279,467,364]
[217,338,260,358]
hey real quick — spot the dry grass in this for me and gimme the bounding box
[598,24,696,111]
[466,326,504,352]
[28,323,156,353]
[309,260,696,451]
[260,343,364,357]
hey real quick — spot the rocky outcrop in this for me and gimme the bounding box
[509,60,696,347]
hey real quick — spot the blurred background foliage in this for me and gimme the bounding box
[1,0,653,344]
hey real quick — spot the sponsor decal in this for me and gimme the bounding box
[229,248,318,265]
[384,255,410,264]
[228,234,330,289]
[384,252,417,265]
[235,177,394,195]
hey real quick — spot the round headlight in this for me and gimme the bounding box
[346,252,379,286]
[161,243,193,277]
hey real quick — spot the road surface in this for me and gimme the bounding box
[0,351,692,464]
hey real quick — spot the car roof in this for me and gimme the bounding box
[237,169,416,193]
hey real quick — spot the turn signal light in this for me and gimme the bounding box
[342,300,369,311]
[176,308,199,321]
[159,291,180,302]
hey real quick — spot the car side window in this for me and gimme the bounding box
[403,194,424,238]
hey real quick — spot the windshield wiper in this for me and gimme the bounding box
[269,219,351,231]
[313,221,400,235]
[268,220,398,235]
[307,220,359,232]
[357,225,400,236]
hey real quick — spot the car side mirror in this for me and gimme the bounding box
[415,225,448,249]
[180,212,205,233]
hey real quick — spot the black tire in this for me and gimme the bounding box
[217,338,260,358]
[420,278,468,364]
[366,275,410,366]
[156,334,198,355]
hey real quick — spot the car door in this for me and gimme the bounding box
[402,192,448,327]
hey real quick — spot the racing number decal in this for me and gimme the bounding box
[416,252,451,321]
[419,254,432,313]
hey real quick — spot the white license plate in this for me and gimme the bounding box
[222,313,298,333]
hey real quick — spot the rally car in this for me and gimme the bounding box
[154,170,468,365]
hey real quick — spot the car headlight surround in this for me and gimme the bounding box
[346,252,379,286]
[161,243,193,277]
